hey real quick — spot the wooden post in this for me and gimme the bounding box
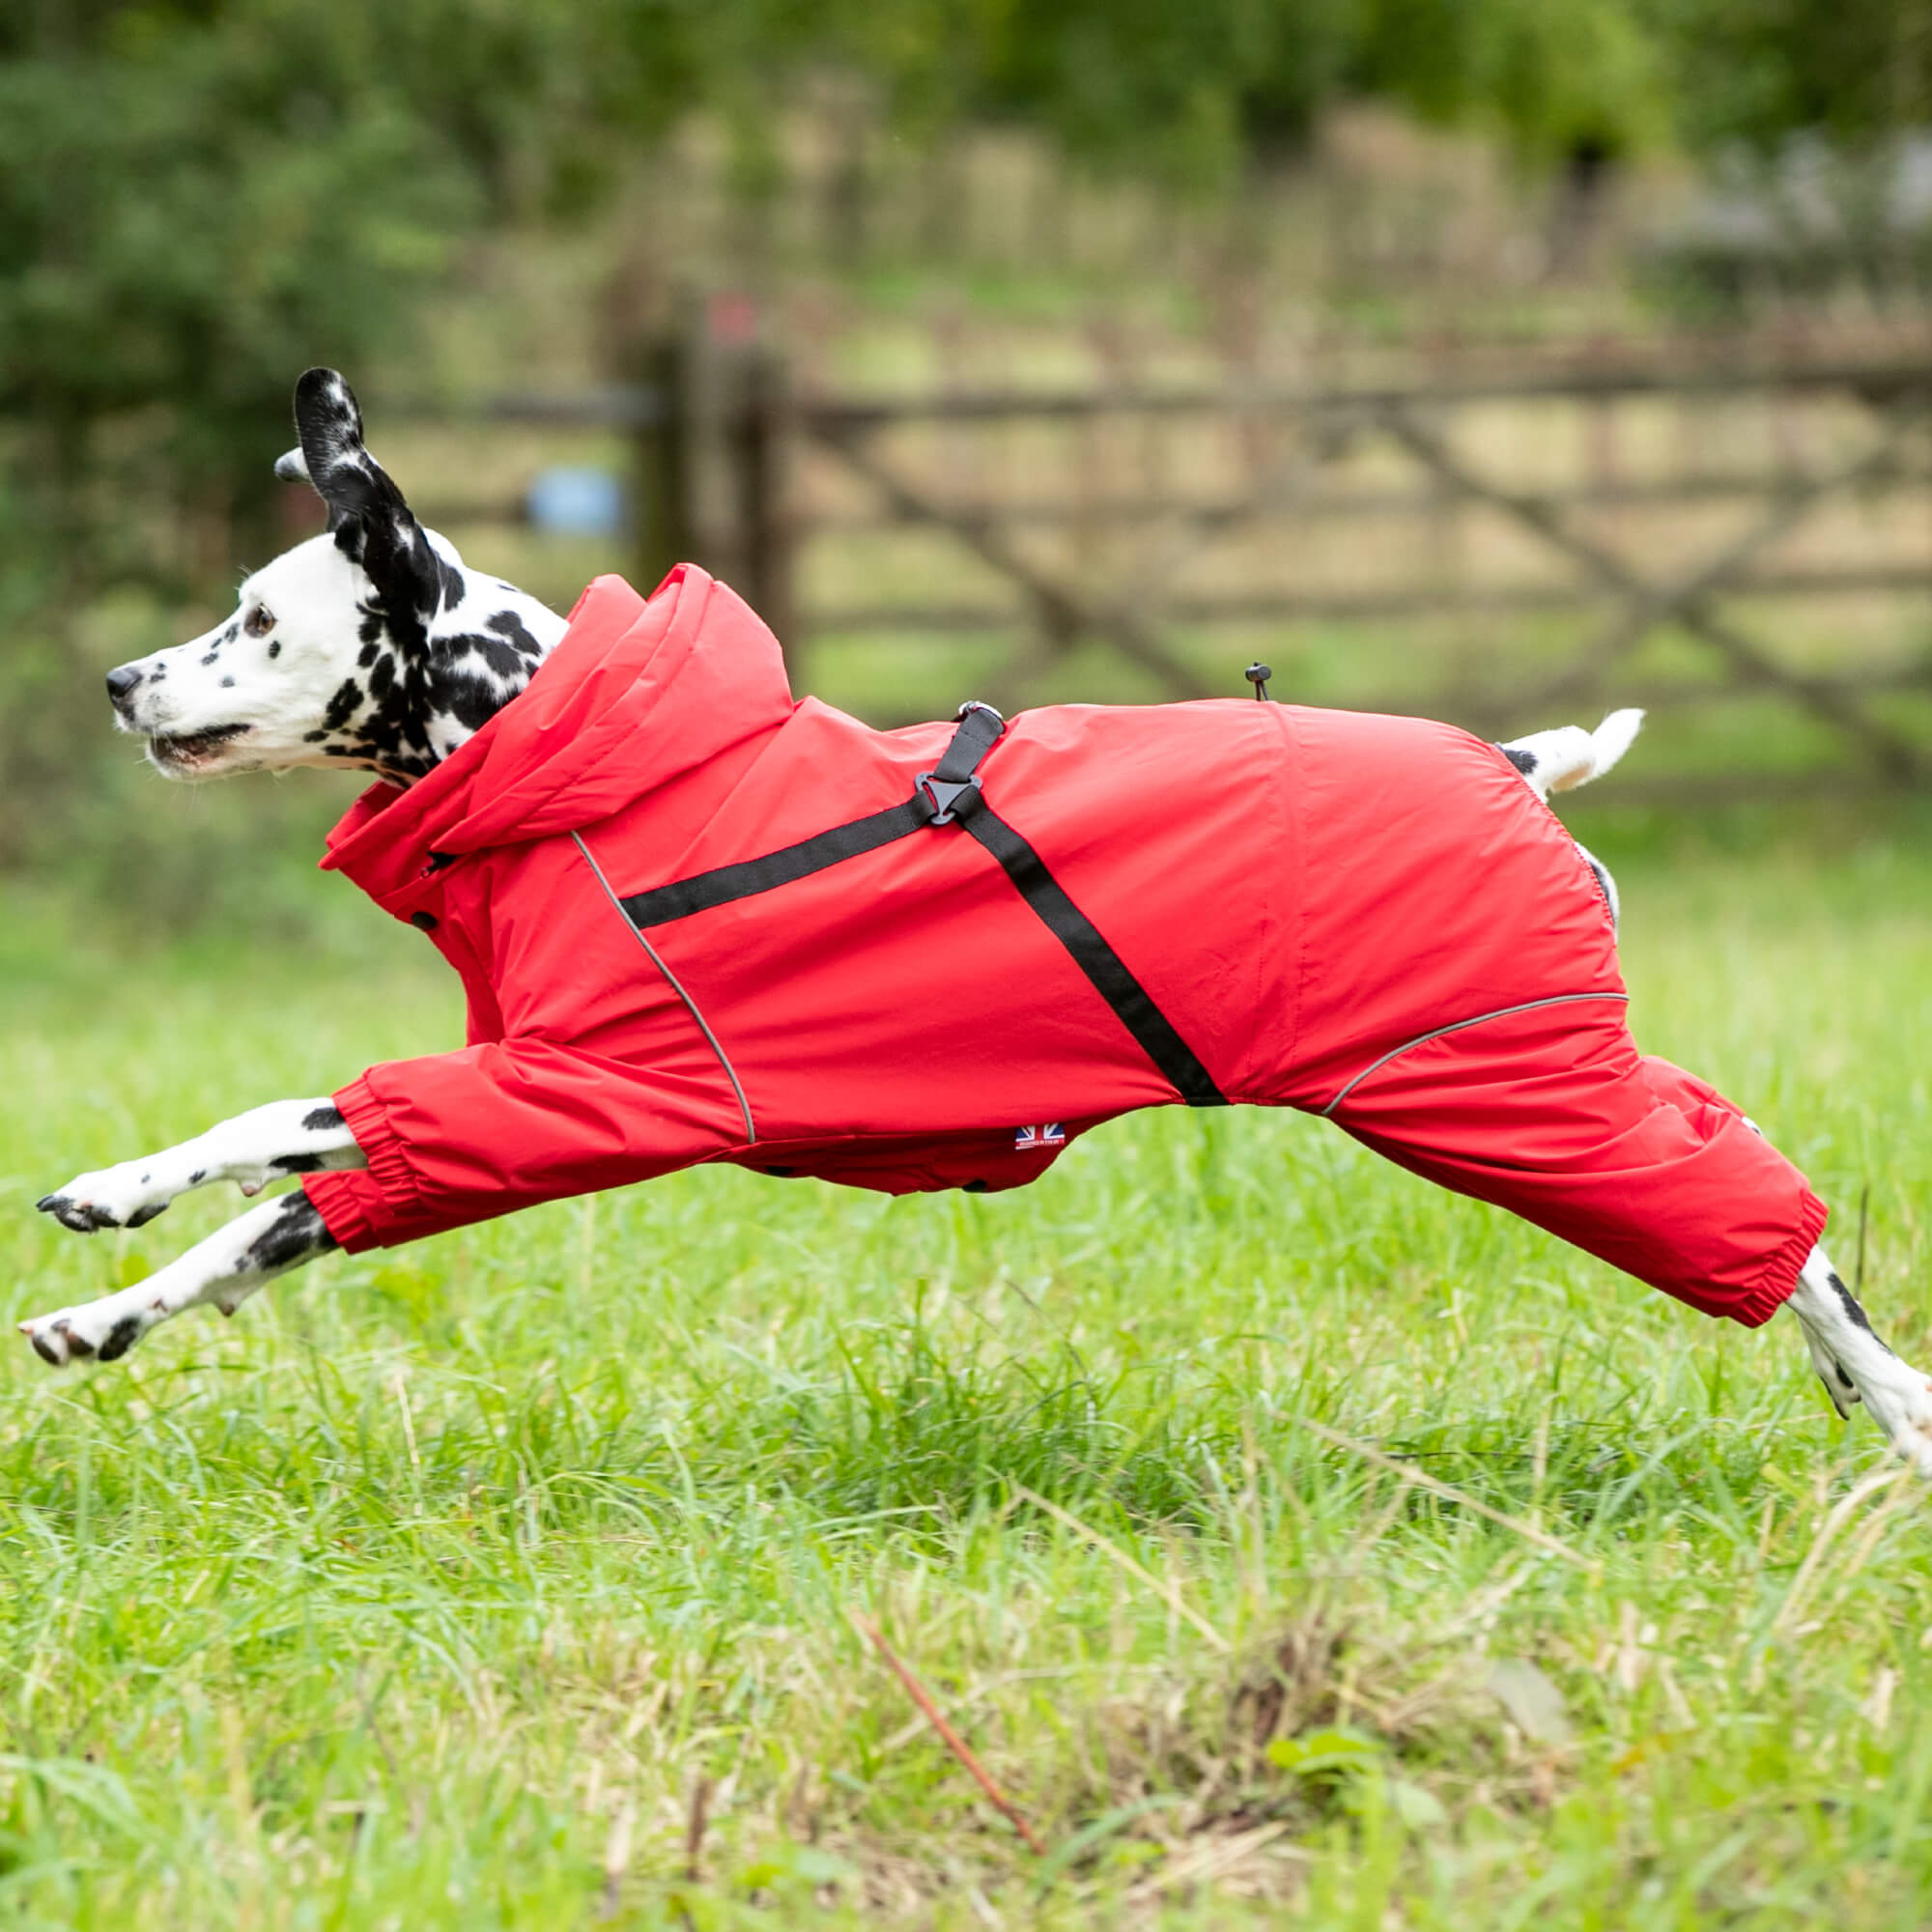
[634,320,696,589]
[633,297,799,675]
[734,345,798,678]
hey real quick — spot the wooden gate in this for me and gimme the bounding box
[450,316,1932,795]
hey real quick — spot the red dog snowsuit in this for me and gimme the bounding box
[305,566,1825,1326]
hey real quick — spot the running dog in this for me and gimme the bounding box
[20,369,1932,1476]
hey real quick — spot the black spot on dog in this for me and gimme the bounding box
[220,676,235,689]
[189,1169,207,1183]
[98,1316,143,1361]
[1829,1270,1874,1332]
[358,611,384,646]
[436,631,525,683]
[270,1153,326,1174]
[237,1193,337,1275]
[1499,746,1538,775]
[439,554,467,608]
[126,1203,167,1228]
[429,662,507,731]
[488,610,542,660]
[201,651,219,667]
[222,622,240,644]
[301,1105,344,1132]
[321,678,363,732]
[304,729,329,743]
[29,1329,64,1365]
[1828,1270,1894,1354]
[267,640,281,659]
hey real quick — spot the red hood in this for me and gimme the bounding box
[321,566,795,914]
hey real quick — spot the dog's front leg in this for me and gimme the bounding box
[37,1098,363,1234]
[1787,1245,1932,1474]
[19,1190,337,1366]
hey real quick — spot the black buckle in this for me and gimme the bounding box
[918,699,1004,823]
[917,769,980,824]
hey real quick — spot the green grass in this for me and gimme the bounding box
[3,831,1932,1927]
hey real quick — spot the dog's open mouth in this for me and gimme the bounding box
[148,724,252,772]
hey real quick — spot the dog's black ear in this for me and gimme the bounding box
[288,367,442,636]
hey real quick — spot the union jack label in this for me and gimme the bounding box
[1014,1122,1065,1151]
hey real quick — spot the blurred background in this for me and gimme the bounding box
[5,0,1932,941]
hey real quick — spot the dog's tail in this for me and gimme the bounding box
[1497,708,1644,803]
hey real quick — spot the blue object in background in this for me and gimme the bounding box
[526,467,626,539]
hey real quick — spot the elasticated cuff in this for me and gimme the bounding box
[301,1071,427,1254]
[1723,1187,1830,1328]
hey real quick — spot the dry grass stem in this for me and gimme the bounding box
[684,1775,712,1884]
[851,1612,1047,1856]
[1768,1463,1917,1647]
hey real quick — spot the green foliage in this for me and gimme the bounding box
[1,6,474,503]
[1350,0,1672,162]
[1643,0,1932,154]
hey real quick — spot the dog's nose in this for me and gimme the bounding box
[105,666,142,705]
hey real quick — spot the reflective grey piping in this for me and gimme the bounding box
[1319,991,1630,1120]
[571,831,756,1145]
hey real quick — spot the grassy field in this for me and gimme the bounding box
[3,822,1932,1927]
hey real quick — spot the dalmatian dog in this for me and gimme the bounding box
[17,371,1932,1479]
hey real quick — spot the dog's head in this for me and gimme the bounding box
[106,369,567,782]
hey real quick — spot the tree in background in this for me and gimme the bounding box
[1647,0,1932,152]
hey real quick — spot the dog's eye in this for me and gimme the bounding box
[243,606,275,638]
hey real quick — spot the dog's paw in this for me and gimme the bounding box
[1854,1355,1932,1479]
[18,1295,156,1368]
[36,1163,175,1234]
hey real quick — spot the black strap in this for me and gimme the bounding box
[931,700,1004,783]
[948,787,1226,1106]
[611,702,1227,1107]
[618,795,932,927]
[617,702,1007,927]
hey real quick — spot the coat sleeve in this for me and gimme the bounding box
[301,1037,745,1252]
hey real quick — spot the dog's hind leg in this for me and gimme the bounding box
[37,1098,363,1234]
[1786,1246,1932,1475]
[19,1190,336,1366]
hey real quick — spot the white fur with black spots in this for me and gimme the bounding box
[104,368,565,782]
